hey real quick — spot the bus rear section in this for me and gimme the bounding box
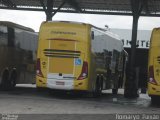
[36,21,90,91]
[148,28,160,101]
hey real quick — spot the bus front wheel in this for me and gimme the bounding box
[0,70,9,90]
[151,96,159,104]
[93,76,103,97]
[0,70,16,90]
[112,88,118,95]
[9,71,17,89]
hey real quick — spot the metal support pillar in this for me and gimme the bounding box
[40,0,66,21]
[40,0,81,21]
[46,0,53,21]
[124,0,143,98]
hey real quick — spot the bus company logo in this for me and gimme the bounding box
[51,31,76,35]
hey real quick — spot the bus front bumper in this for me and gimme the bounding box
[47,79,74,90]
[148,83,160,96]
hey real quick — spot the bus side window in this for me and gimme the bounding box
[0,26,8,46]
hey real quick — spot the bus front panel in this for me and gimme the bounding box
[148,28,160,96]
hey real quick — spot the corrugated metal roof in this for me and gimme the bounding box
[0,0,160,16]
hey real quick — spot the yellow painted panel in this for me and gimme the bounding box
[150,28,160,47]
[148,83,160,96]
[48,40,75,74]
[50,40,76,51]
[36,76,47,87]
[74,79,89,90]
[49,58,74,74]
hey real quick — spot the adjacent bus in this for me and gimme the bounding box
[36,21,127,95]
[148,28,160,102]
[0,21,38,90]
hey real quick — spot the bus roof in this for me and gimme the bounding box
[93,26,121,41]
[42,21,120,40]
[0,21,34,32]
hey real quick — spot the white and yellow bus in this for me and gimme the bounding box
[36,21,127,95]
[148,28,160,102]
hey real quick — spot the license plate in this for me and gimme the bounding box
[56,81,65,85]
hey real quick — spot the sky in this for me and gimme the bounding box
[0,9,160,32]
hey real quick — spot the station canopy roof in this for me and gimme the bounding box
[0,0,160,17]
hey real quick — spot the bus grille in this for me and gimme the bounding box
[43,49,81,58]
[157,56,160,64]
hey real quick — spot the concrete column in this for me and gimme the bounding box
[46,0,53,21]
[124,0,142,98]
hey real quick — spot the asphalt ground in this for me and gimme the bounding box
[0,84,160,120]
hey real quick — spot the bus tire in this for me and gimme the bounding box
[0,70,9,90]
[36,87,45,92]
[93,76,103,97]
[112,88,118,95]
[9,71,17,90]
[151,96,158,104]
